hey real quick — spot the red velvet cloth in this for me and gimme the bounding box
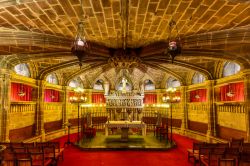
[220,82,244,102]
[190,89,207,102]
[44,89,60,102]
[11,83,33,101]
[163,91,181,102]
[92,93,105,103]
[144,94,157,104]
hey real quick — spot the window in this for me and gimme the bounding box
[93,79,104,90]
[167,77,180,88]
[223,62,240,77]
[14,63,31,77]
[192,72,205,84]
[69,78,83,88]
[144,79,155,90]
[46,73,58,85]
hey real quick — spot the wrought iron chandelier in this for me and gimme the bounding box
[71,0,90,67]
[165,20,182,63]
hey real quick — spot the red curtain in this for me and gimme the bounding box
[190,89,207,102]
[220,82,244,102]
[11,83,33,101]
[144,94,157,104]
[44,89,60,102]
[92,93,105,103]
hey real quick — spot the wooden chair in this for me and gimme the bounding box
[154,126,164,138]
[199,147,211,166]
[83,127,96,139]
[223,147,240,166]
[216,143,229,148]
[22,143,35,149]
[15,152,33,166]
[2,147,16,166]
[218,158,236,166]
[48,142,64,161]
[43,146,57,165]
[229,138,244,148]
[239,150,250,166]
[187,142,206,165]
[29,152,52,166]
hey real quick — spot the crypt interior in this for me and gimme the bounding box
[0,0,250,165]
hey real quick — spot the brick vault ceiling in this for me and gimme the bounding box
[0,0,249,87]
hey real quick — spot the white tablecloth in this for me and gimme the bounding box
[105,121,146,136]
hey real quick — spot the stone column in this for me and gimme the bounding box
[36,80,46,140]
[104,82,110,96]
[243,70,250,142]
[62,86,69,128]
[180,86,187,133]
[0,69,11,142]
[206,80,216,141]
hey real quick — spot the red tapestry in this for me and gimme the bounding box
[220,82,244,102]
[11,83,33,101]
[92,93,105,103]
[163,91,181,102]
[44,89,60,102]
[144,94,157,104]
[190,89,207,102]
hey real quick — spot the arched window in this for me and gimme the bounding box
[116,78,132,91]
[69,78,83,88]
[14,63,31,77]
[192,72,205,84]
[223,62,240,77]
[46,73,58,85]
[167,77,180,88]
[144,79,155,90]
[93,79,104,90]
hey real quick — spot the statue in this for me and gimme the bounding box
[122,77,127,94]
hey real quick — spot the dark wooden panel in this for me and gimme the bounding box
[159,118,182,128]
[92,117,108,125]
[188,120,208,134]
[217,125,247,141]
[44,120,62,133]
[9,125,35,142]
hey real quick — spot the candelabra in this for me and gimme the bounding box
[162,87,180,144]
[69,87,87,144]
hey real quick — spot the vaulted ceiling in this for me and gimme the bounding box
[0,0,249,89]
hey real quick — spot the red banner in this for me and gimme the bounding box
[44,89,60,102]
[144,94,157,104]
[11,83,33,101]
[220,82,244,102]
[190,89,207,102]
[92,93,105,103]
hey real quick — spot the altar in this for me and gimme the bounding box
[105,121,147,141]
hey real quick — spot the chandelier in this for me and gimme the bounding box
[165,20,182,63]
[71,0,90,67]
[108,49,141,69]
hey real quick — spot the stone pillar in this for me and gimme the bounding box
[0,69,11,142]
[36,80,46,140]
[206,80,216,141]
[180,86,187,133]
[243,70,250,142]
[104,82,110,96]
[62,86,69,128]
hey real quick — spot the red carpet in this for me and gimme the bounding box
[55,133,195,166]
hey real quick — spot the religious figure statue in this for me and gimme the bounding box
[122,77,127,94]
